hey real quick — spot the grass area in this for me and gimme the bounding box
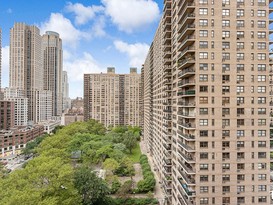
[128,143,142,163]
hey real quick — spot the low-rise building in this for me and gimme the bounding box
[0,125,44,158]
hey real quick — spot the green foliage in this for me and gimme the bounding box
[137,155,156,193]
[123,131,137,154]
[52,125,65,134]
[114,157,135,177]
[128,143,142,163]
[110,198,158,205]
[117,180,133,197]
[22,134,48,155]
[111,177,121,194]
[74,166,110,205]
[0,122,143,204]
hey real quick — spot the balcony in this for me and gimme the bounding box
[178,178,196,197]
[178,121,196,130]
[177,130,195,141]
[177,24,195,42]
[177,1,195,17]
[163,58,172,65]
[178,68,195,79]
[179,170,196,185]
[178,111,196,118]
[178,46,195,61]
[178,195,195,205]
[177,90,196,97]
[178,148,195,163]
[178,12,195,31]
[164,65,171,72]
[163,72,172,78]
[164,158,172,166]
[178,79,195,88]
[178,140,195,152]
[177,101,196,107]
[163,109,172,113]
[178,159,195,174]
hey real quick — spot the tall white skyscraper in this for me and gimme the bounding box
[10,23,52,123]
[42,31,63,116]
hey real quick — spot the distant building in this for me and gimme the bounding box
[0,125,44,157]
[61,113,84,126]
[3,88,28,126]
[62,71,70,111]
[42,31,63,116]
[71,97,83,109]
[84,67,142,127]
[0,101,15,130]
[39,120,61,134]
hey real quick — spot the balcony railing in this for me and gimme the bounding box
[177,90,196,96]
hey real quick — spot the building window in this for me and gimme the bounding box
[258,97,266,104]
[200,119,208,126]
[200,198,209,204]
[200,30,208,37]
[200,97,208,104]
[200,153,209,159]
[258,196,267,203]
[258,152,266,159]
[257,21,266,28]
[237,9,244,17]
[199,41,208,48]
[237,31,244,38]
[257,10,266,17]
[237,86,244,93]
[199,19,208,26]
[200,175,208,181]
[222,42,230,49]
[222,31,230,38]
[222,119,230,126]
[258,185,267,192]
[258,141,266,147]
[222,20,230,27]
[222,9,230,16]
[200,142,208,148]
[200,164,209,170]
[222,175,230,182]
[257,75,266,82]
[258,130,266,137]
[199,52,208,59]
[200,108,208,115]
[237,186,245,193]
[200,130,208,137]
[199,8,208,15]
[222,163,230,170]
[199,75,208,82]
[257,86,266,93]
[257,53,266,60]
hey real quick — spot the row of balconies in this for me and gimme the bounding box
[178,46,195,61]
[177,57,195,70]
[177,111,196,118]
[177,24,195,43]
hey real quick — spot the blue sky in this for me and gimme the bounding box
[0,0,163,98]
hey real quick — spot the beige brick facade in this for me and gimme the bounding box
[143,0,272,204]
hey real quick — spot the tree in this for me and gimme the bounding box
[123,131,137,154]
[103,158,119,175]
[74,166,110,205]
[113,143,127,152]
[0,156,81,205]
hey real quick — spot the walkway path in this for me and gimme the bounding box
[139,139,166,205]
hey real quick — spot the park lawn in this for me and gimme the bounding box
[128,143,141,163]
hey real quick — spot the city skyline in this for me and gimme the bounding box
[0,0,163,98]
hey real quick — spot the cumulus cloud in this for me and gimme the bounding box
[65,2,104,25]
[91,15,106,37]
[64,51,105,82]
[40,13,89,47]
[114,40,149,68]
[102,0,160,33]
[2,46,10,87]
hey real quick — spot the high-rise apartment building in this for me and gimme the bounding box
[143,0,271,204]
[84,67,141,127]
[9,23,52,123]
[3,88,28,126]
[42,31,63,116]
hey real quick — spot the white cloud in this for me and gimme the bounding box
[102,0,160,33]
[2,46,9,87]
[114,40,149,68]
[65,2,104,25]
[40,13,89,47]
[64,51,105,82]
[91,15,106,37]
